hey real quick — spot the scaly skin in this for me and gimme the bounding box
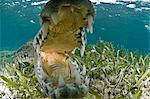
[33,0,95,98]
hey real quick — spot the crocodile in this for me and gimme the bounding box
[13,0,96,98]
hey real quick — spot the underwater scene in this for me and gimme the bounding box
[0,0,150,98]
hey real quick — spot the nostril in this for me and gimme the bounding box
[79,27,83,30]
[83,18,86,20]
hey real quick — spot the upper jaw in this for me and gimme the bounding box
[48,5,95,34]
[40,0,96,29]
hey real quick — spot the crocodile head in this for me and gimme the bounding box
[33,0,96,98]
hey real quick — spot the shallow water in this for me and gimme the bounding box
[0,0,150,54]
[88,3,150,54]
[0,1,150,98]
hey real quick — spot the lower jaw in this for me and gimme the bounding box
[39,52,89,98]
[50,83,88,98]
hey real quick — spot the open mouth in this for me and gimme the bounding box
[33,0,95,98]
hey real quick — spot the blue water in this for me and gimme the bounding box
[88,4,150,54]
[0,1,150,54]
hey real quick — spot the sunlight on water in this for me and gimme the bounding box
[0,0,150,54]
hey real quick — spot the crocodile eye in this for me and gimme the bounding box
[83,18,86,20]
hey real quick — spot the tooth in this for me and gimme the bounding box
[46,84,53,95]
[85,76,90,86]
[41,21,49,38]
[75,70,81,85]
[87,15,93,33]
[81,40,85,56]
[58,75,65,87]
[80,44,85,57]
[82,65,86,75]
[39,18,42,25]
[54,90,59,98]
[37,55,43,67]
[71,60,78,67]
[86,28,89,32]
[72,48,77,54]
[51,12,59,24]
[77,68,81,73]
[37,58,41,67]
[40,52,45,59]
[36,44,40,55]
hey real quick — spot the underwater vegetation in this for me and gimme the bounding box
[0,0,150,99]
[0,40,149,99]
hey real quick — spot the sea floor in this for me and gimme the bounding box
[0,41,150,98]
